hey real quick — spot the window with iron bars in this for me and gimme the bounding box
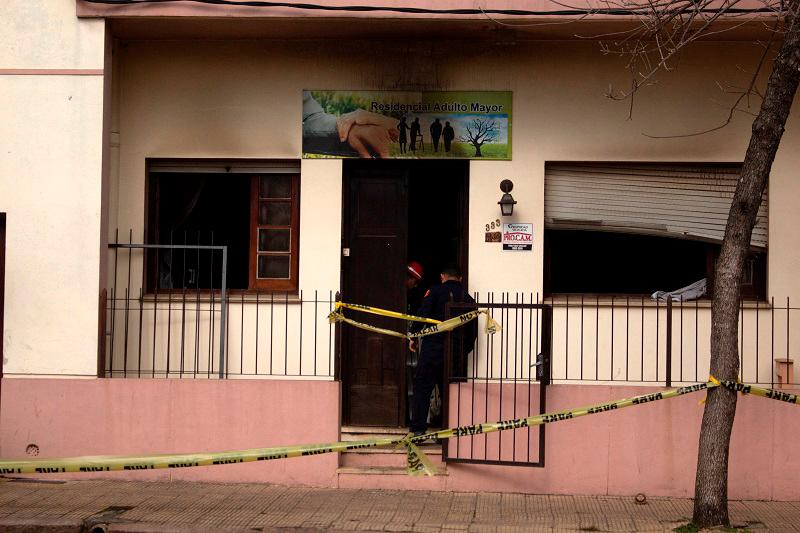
[145,160,300,293]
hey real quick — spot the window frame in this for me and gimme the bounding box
[144,159,301,294]
[543,228,767,300]
[543,161,768,301]
[248,173,301,292]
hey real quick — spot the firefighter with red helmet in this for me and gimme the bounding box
[406,260,425,316]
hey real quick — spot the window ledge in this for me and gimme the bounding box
[543,294,770,309]
[139,291,312,304]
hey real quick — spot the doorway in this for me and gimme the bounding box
[341,160,469,427]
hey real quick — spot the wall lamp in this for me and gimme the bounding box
[498,179,517,217]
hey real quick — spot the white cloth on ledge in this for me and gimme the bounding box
[651,278,707,302]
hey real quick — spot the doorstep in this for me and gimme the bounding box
[338,426,448,490]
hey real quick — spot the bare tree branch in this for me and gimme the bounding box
[643,20,777,137]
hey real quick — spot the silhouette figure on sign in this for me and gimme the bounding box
[442,121,455,153]
[430,118,443,152]
[397,116,410,154]
[409,118,421,152]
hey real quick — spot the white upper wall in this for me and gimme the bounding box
[0,0,106,376]
[112,39,800,301]
[1,0,104,69]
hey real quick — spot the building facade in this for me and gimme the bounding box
[1,0,799,499]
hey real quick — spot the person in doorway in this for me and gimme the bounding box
[409,264,475,437]
[406,260,425,316]
[430,118,443,152]
[442,121,455,153]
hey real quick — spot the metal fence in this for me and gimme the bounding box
[547,295,797,387]
[102,234,336,379]
[102,236,798,393]
[441,291,798,466]
[443,295,551,467]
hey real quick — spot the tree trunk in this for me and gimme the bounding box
[693,6,800,527]
[474,144,483,157]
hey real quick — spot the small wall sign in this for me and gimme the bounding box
[502,223,533,251]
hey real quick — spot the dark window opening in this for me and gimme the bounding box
[544,229,766,299]
[148,172,250,291]
[146,165,300,293]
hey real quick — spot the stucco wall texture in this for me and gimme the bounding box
[0,378,341,487]
[1,379,797,499]
[0,0,106,376]
[111,38,800,302]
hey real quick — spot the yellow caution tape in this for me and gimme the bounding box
[0,436,397,476]
[411,381,718,447]
[698,374,719,404]
[335,302,441,324]
[328,311,409,339]
[329,305,501,341]
[0,381,717,476]
[3,377,790,477]
[400,437,438,477]
[717,380,799,405]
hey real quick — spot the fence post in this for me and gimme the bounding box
[97,288,107,377]
[665,296,672,387]
[218,246,228,379]
[540,305,553,386]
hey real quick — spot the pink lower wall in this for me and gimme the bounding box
[1,378,797,500]
[446,383,800,501]
[0,378,340,486]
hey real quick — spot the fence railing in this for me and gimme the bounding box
[441,292,798,465]
[444,296,550,467]
[547,295,797,387]
[103,236,797,389]
[103,237,336,379]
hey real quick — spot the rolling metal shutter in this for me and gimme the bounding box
[544,163,768,249]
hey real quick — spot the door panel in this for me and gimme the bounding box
[343,164,408,426]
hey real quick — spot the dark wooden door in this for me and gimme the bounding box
[342,163,408,426]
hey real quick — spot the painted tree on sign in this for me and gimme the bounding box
[459,117,499,157]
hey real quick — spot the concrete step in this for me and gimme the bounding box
[337,466,449,491]
[340,445,444,469]
[339,426,446,473]
[340,425,410,442]
[341,426,445,441]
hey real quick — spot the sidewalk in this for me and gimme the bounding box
[0,478,796,532]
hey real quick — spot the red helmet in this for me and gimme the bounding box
[407,261,424,281]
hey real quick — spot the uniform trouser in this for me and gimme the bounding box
[410,344,444,433]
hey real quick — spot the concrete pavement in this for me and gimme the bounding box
[0,478,795,532]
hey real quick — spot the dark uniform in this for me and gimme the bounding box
[407,284,426,317]
[410,280,476,434]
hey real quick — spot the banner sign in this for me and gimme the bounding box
[503,223,533,251]
[302,90,512,160]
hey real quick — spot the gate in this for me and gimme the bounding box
[442,295,552,467]
[102,232,338,380]
[105,239,229,378]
